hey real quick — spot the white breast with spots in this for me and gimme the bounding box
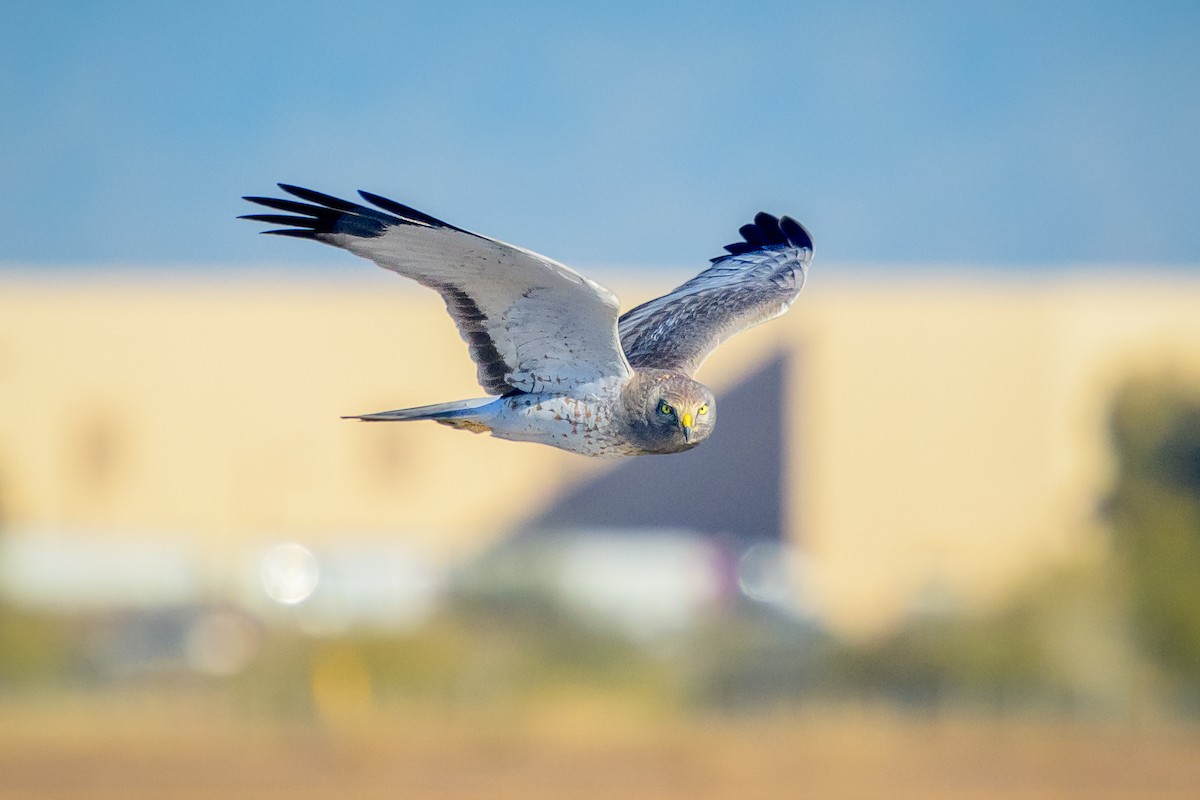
[490,380,633,457]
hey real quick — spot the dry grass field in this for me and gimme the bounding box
[2,700,1199,800]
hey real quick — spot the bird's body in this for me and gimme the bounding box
[356,369,712,457]
[242,185,813,457]
[421,377,633,458]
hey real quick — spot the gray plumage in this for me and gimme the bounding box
[241,185,813,457]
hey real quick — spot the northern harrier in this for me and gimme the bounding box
[241,186,814,457]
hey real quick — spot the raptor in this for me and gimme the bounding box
[242,186,813,457]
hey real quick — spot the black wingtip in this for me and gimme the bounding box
[241,183,472,244]
[357,190,457,229]
[752,212,785,243]
[238,213,315,226]
[277,183,365,213]
[241,184,404,239]
[779,216,813,252]
[261,229,319,239]
[710,212,813,262]
[739,223,768,247]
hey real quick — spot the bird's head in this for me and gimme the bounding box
[625,371,716,453]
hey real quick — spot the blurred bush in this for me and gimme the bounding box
[0,606,90,690]
[1107,379,1200,705]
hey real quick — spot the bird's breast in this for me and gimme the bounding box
[493,392,636,457]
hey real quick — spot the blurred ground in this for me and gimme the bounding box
[3,699,1199,800]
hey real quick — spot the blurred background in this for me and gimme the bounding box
[3,1,1200,798]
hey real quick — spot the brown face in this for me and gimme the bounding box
[639,375,716,452]
[622,372,717,454]
[653,392,715,445]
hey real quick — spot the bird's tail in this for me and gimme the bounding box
[342,397,495,432]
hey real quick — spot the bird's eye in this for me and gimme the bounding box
[658,401,673,416]
[697,404,708,416]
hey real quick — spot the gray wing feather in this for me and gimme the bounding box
[619,213,813,375]
[243,185,631,396]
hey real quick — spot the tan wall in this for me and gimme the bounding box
[2,270,1198,634]
[0,276,586,563]
[786,275,1200,634]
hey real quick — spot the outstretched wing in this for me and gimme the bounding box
[618,212,813,375]
[242,185,631,396]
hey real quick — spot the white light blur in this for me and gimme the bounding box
[0,529,200,609]
[556,531,721,640]
[260,542,319,605]
[737,542,825,620]
[737,542,794,604]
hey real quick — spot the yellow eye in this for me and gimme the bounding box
[658,401,673,416]
[697,404,708,415]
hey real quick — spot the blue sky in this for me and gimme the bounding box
[1,1,1198,271]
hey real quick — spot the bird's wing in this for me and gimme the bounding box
[242,185,631,396]
[617,213,813,375]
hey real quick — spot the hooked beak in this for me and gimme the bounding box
[681,412,694,443]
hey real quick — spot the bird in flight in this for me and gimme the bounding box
[241,185,813,457]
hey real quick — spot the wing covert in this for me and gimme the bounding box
[618,212,814,375]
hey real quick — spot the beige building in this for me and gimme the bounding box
[1,267,1198,635]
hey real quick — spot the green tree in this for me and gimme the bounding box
[1108,380,1200,691]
